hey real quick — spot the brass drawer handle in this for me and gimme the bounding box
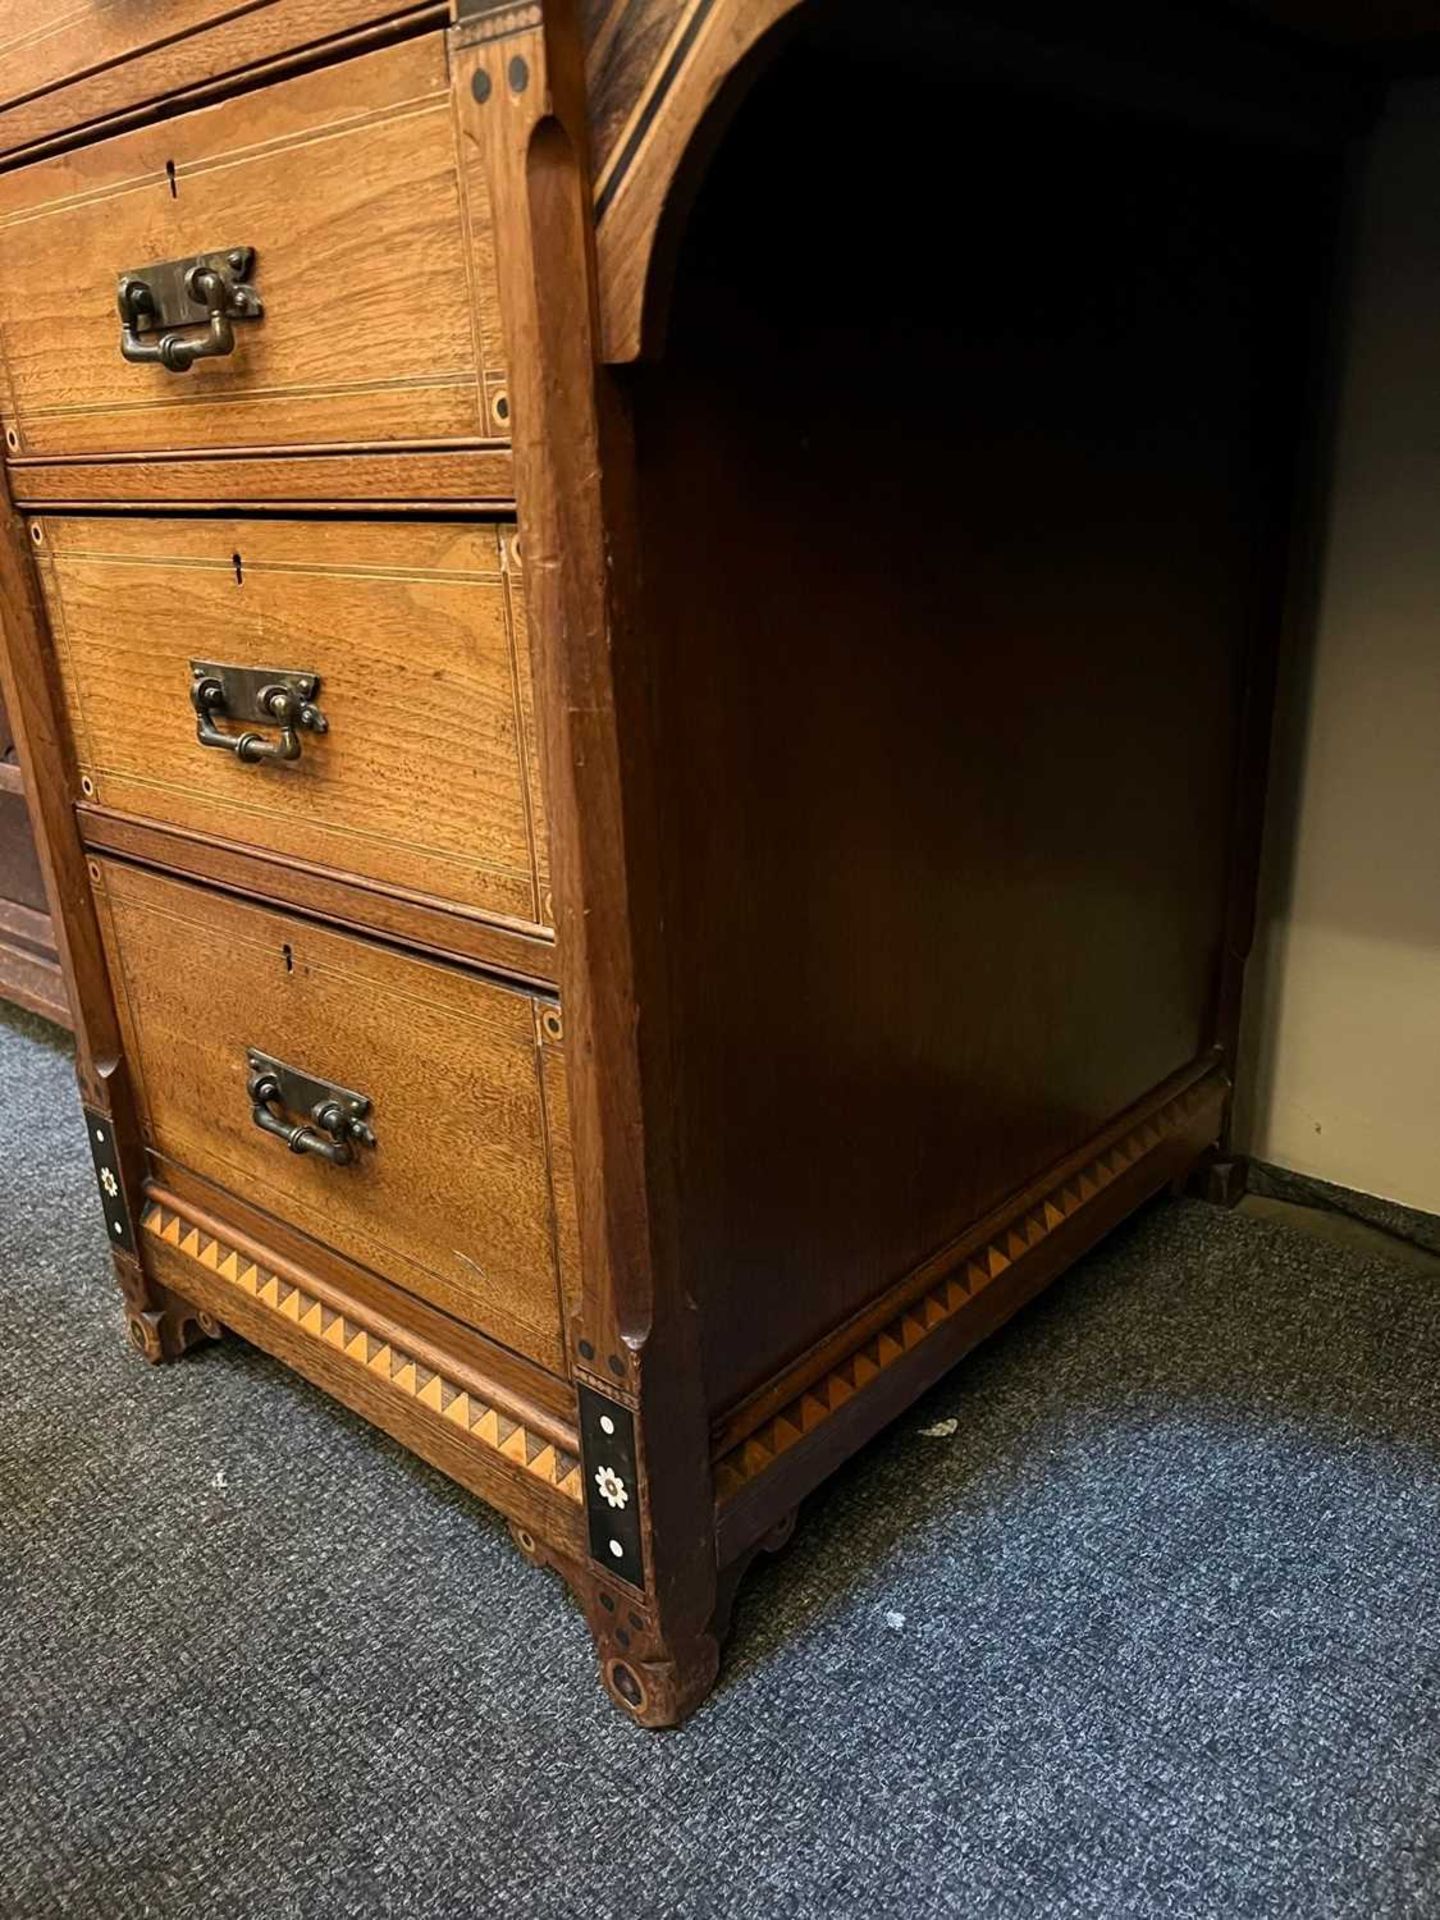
[246,1051,375,1168]
[190,661,328,765]
[118,246,262,374]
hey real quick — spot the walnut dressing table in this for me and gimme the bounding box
[0,0,1376,1722]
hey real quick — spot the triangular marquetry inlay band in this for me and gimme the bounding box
[712,1077,1218,1501]
[140,1202,583,1505]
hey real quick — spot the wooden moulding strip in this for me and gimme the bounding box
[6,439,506,465]
[15,498,516,516]
[78,807,558,991]
[0,893,53,951]
[710,1061,1229,1555]
[142,1182,584,1499]
[0,894,69,1027]
[0,930,68,1025]
[0,3,452,173]
[7,442,516,511]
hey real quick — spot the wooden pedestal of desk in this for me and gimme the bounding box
[0,0,1372,1723]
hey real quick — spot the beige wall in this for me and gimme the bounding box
[1237,79,1440,1214]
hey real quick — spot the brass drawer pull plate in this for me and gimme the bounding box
[190,660,328,765]
[118,246,262,373]
[246,1050,375,1166]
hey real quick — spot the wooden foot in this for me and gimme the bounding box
[113,1254,223,1364]
[1186,1154,1249,1208]
[713,1506,798,1642]
[590,1605,721,1729]
[594,1505,800,1724]
[509,1505,800,1726]
[507,1525,721,1727]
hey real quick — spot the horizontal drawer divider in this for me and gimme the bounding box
[15,500,521,519]
[8,436,509,468]
[80,813,560,996]
[10,445,517,515]
[0,3,451,176]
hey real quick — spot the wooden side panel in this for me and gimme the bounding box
[632,26,1334,1414]
[0,36,508,462]
[582,0,801,362]
[0,898,69,1024]
[0,656,69,1022]
[713,1068,1229,1559]
[35,515,551,930]
[583,0,698,186]
[0,0,437,160]
[0,793,46,916]
[91,857,570,1372]
[0,686,47,915]
[0,794,46,916]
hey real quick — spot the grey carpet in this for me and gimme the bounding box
[1248,1159,1440,1263]
[3,1002,1439,1920]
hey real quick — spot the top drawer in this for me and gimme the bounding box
[0,0,424,162]
[0,35,510,489]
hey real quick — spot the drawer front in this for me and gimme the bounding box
[0,36,508,466]
[0,0,420,162]
[38,516,550,931]
[93,859,573,1372]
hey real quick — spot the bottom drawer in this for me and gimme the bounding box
[92,859,574,1373]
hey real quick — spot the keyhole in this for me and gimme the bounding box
[232,551,243,586]
[281,944,293,973]
[165,158,177,198]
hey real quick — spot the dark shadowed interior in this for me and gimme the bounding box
[628,3,1343,1411]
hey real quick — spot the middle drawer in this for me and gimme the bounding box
[36,514,551,933]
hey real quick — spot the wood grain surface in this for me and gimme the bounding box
[0,35,509,463]
[92,858,573,1372]
[37,515,551,930]
[452,1,730,1725]
[7,443,515,510]
[0,685,49,911]
[0,0,445,161]
[583,0,801,362]
[142,1189,590,1559]
[0,677,66,1022]
[630,18,1335,1413]
[76,805,560,986]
